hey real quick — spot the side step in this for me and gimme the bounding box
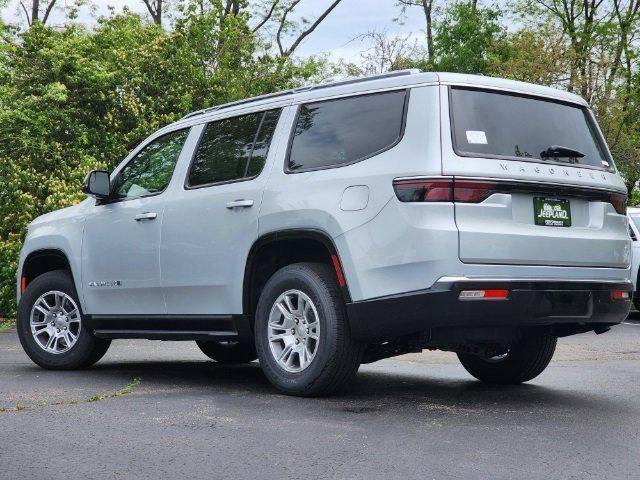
[87,314,247,341]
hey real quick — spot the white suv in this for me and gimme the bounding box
[16,71,632,396]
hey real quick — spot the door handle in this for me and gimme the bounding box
[134,212,157,221]
[226,199,254,209]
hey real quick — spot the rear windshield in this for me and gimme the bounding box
[450,87,611,171]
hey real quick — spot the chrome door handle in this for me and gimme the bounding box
[134,212,157,221]
[226,199,254,209]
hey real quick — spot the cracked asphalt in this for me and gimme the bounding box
[1,322,639,480]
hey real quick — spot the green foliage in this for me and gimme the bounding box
[431,2,505,74]
[0,7,324,316]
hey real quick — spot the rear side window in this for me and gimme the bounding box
[187,109,281,187]
[288,90,407,172]
[449,87,611,170]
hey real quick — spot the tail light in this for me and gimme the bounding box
[612,290,630,300]
[609,193,627,215]
[453,181,498,203]
[394,178,628,213]
[393,179,453,202]
[393,178,497,203]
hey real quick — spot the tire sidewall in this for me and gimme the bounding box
[255,265,340,393]
[17,271,99,369]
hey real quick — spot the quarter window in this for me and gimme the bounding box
[187,109,281,187]
[112,129,189,200]
[287,90,407,172]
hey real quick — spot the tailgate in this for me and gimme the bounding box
[440,84,630,269]
[454,181,629,268]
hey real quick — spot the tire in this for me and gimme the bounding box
[17,270,111,370]
[633,297,640,312]
[254,262,362,397]
[457,334,557,384]
[196,340,257,364]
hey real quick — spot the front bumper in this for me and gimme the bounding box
[346,278,632,340]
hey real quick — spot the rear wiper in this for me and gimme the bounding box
[540,145,586,160]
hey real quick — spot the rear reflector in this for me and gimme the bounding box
[459,289,509,300]
[331,254,346,288]
[20,277,26,294]
[612,290,630,300]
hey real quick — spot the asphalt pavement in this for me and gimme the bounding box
[1,322,639,480]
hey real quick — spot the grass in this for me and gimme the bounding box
[0,377,141,412]
[85,378,141,403]
[0,318,15,332]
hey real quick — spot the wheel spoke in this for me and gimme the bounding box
[269,332,289,342]
[34,327,49,337]
[34,304,49,317]
[283,294,297,315]
[41,297,53,310]
[275,303,293,322]
[278,344,293,363]
[45,335,57,351]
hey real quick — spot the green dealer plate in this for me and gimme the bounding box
[533,197,571,227]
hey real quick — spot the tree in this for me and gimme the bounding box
[432,1,505,74]
[262,0,344,58]
[396,0,436,64]
[141,0,163,25]
[19,0,58,26]
[0,8,326,316]
[345,30,421,75]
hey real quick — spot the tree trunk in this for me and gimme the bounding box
[422,1,434,64]
[31,0,40,23]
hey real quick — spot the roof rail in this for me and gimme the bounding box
[180,69,421,121]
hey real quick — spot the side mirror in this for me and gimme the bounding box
[82,170,111,198]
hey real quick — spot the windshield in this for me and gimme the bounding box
[630,215,640,232]
[450,87,611,170]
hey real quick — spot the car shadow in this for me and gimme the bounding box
[40,357,621,415]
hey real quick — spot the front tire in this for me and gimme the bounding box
[457,334,557,384]
[196,340,256,364]
[255,263,362,396]
[17,270,111,370]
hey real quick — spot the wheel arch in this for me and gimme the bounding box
[20,248,74,295]
[243,229,351,318]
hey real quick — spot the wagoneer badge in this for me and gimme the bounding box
[88,280,122,287]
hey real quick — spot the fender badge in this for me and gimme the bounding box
[89,280,122,288]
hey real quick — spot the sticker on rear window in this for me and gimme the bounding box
[466,130,488,144]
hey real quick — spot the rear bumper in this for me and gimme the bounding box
[346,278,632,340]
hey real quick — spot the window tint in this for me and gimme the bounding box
[288,90,407,171]
[630,215,640,238]
[247,110,281,177]
[112,129,189,199]
[188,109,281,187]
[450,88,610,170]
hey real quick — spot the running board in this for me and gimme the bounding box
[93,329,238,341]
[86,314,248,341]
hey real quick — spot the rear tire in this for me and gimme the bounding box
[457,334,557,384]
[254,262,362,397]
[196,340,257,364]
[17,270,111,370]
